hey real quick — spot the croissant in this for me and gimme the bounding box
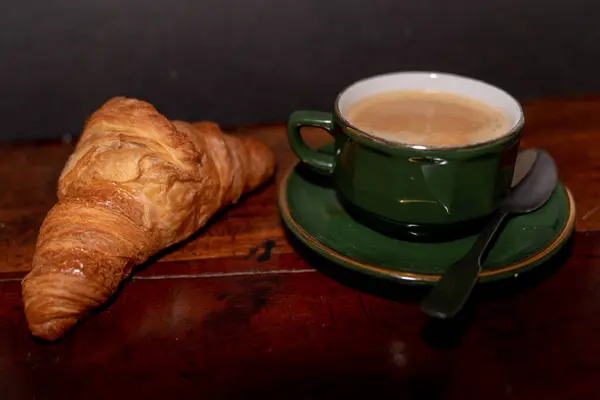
[21,97,275,341]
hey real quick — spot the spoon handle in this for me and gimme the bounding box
[420,210,508,319]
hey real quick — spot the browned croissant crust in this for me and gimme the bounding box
[21,97,275,341]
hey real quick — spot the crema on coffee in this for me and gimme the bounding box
[346,90,511,147]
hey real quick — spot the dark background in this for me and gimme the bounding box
[2,0,598,141]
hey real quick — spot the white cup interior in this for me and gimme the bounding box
[336,72,523,142]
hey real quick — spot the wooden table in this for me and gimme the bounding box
[1,97,600,399]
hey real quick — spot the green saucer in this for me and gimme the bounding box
[279,159,576,285]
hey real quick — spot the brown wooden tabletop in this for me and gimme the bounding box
[1,97,600,399]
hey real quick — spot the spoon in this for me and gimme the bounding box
[420,148,557,319]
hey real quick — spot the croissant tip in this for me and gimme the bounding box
[28,317,78,342]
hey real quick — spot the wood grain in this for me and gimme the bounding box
[0,231,595,400]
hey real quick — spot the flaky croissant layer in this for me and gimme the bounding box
[21,97,275,341]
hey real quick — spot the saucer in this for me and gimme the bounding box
[278,154,576,285]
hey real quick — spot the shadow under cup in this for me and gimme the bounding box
[287,72,525,241]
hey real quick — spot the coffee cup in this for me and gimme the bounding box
[287,71,524,235]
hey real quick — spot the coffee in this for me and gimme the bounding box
[346,90,511,147]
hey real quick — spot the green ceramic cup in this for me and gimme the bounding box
[287,72,524,235]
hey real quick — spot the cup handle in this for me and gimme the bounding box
[287,110,336,176]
